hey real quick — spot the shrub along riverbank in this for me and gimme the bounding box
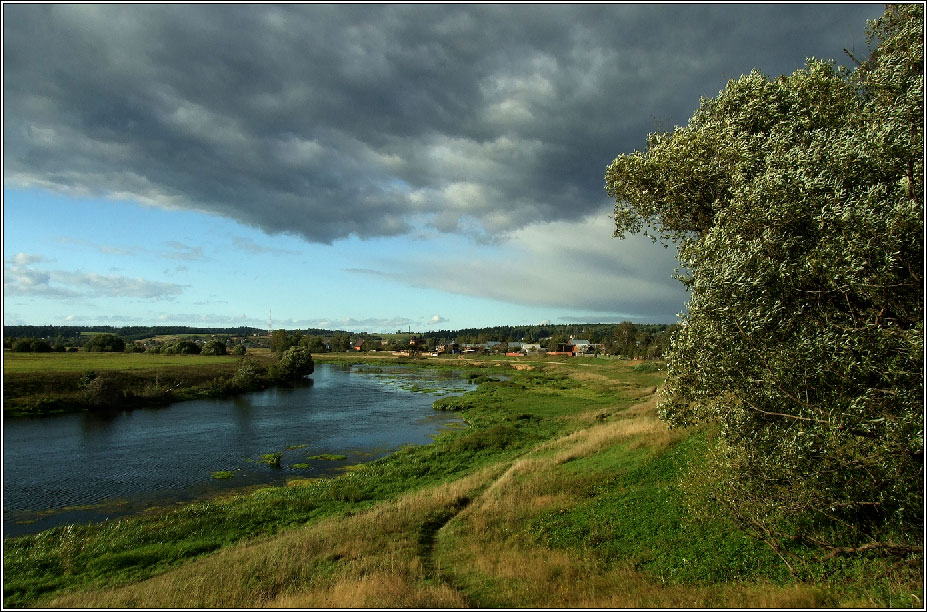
[2,348,312,415]
[3,355,921,608]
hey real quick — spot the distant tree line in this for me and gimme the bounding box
[423,322,677,359]
[3,325,268,344]
[283,323,677,359]
[5,322,677,359]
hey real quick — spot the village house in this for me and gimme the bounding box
[548,342,576,356]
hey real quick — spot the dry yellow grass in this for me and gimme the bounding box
[44,465,503,609]
[269,572,467,608]
[38,379,897,609]
[436,518,832,609]
[427,392,834,609]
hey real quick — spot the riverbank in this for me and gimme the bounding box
[3,357,921,608]
[3,362,469,538]
[1,349,554,416]
[2,349,307,415]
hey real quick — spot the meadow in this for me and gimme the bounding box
[2,349,275,415]
[2,354,922,608]
[3,350,243,373]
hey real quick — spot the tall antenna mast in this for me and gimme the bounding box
[268,309,273,336]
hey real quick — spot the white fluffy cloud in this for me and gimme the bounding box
[354,208,689,321]
[3,253,187,301]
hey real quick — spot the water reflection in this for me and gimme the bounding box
[3,363,469,537]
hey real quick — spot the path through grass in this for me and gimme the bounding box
[4,357,920,608]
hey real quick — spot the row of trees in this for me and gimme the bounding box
[8,337,78,353]
[9,333,132,353]
[269,329,352,354]
[266,323,677,359]
[7,323,677,360]
[606,4,922,566]
[2,325,270,344]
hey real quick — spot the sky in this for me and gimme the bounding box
[3,3,885,334]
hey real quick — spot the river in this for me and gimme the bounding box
[2,362,471,538]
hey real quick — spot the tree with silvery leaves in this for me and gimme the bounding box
[605,4,923,569]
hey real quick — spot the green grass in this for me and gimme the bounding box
[533,432,789,584]
[3,356,920,608]
[2,351,238,373]
[1,359,634,605]
[258,453,283,468]
[3,350,276,415]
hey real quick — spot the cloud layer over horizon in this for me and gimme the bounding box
[4,4,882,245]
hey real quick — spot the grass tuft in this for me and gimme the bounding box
[4,356,920,608]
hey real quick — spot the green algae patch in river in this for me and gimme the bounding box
[258,453,283,467]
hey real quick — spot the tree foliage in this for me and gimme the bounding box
[201,339,227,356]
[11,338,52,352]
[164,339,201,355]
[605,4,923,563]
[275,346,315,381]
[83,333,126,353]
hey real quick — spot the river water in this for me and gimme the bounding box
[2,362,471,538]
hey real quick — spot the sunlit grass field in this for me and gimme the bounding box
[2,350,240,373]
[3,356,921,608]
[2,349,276,414]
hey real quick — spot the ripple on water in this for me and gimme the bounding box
[3,363,471,537]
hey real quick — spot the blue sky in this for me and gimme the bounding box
[3,4,884,333]
[3,186,683,331]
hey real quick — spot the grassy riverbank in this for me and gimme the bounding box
[3,356,921,607]
[2,349,279,415]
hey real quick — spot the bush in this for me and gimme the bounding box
[11,338,33,352]
[31,340,52,352]
[165,340,200,355]
[9,338,55,352]
[231,358,266,390]
[275,346,314,381]
[84,333,125,353]
[201,340,227,356]
[83,376,122,408]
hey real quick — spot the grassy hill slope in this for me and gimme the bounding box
[3,356,920,608]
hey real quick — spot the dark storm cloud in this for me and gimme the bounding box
[4,3,884,243]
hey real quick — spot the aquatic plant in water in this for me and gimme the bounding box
[258,453,283,468]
